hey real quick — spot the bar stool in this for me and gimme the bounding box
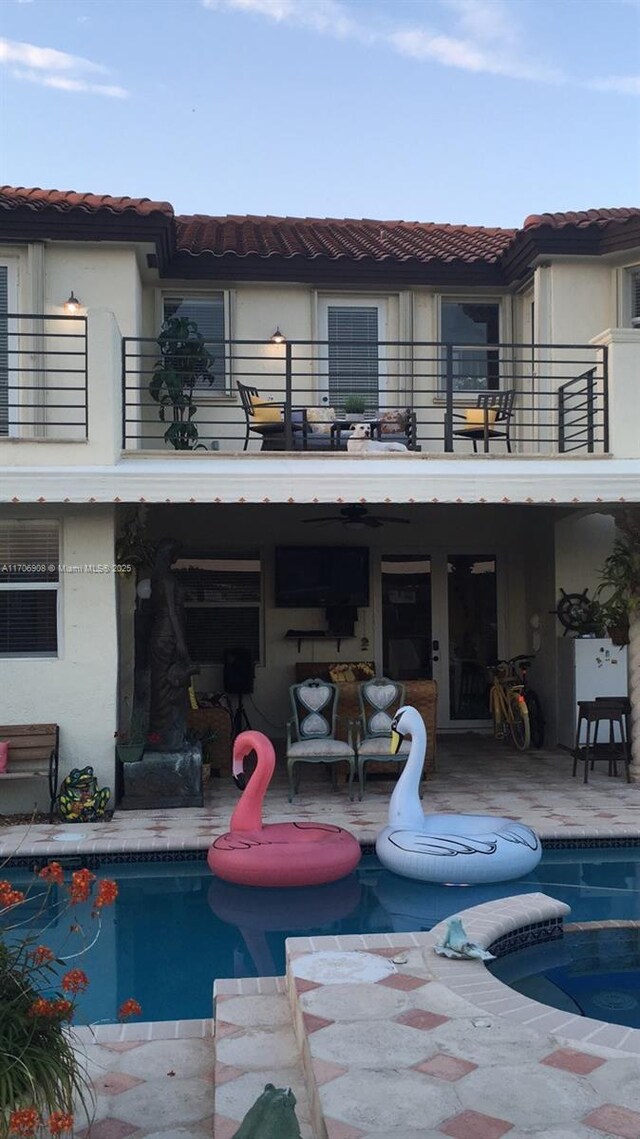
[595,696,632,759]
[572,699,631,784]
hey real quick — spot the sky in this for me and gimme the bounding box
[0,0,638,227]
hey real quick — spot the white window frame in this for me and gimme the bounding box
[437,294,508,397]
[316,295,389,406]
[0,520,61,658]
[621,265,640,328]
[0,257,20,438]
[157,289,233,397]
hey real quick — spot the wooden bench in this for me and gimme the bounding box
[0,724,60,821]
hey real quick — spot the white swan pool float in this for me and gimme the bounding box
[375,706,542,885]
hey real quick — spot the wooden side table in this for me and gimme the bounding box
[187,706,233,776]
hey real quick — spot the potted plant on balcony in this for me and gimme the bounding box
[343,394,367,416]
[149,316,214,450]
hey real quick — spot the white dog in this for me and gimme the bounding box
[347,422,408,454]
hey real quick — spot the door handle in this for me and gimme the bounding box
[432,639,439,651]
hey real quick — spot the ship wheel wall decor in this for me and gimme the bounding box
[555,587,600,636]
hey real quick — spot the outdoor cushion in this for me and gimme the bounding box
[357,736,410,757]
[307,406,336,434]
[287,738,355,758]
[249,396,282,424]
[378,409,409,435]
[462,407,498,427]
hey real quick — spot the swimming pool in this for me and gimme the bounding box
[5,845,640,1023]
[488,925,640,1029]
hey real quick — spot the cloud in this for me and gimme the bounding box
[0,37,128,97]
[589,74,640,95]
[206,0,560,83]
[204,0,637,93]
[202,0,365,39]
[388,26,561,83]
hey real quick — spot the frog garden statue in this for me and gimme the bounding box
[56,766,111,822]
[232,1083,302,1139]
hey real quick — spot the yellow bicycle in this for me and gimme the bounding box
[488,660,531,751]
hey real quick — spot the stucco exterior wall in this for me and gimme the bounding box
[546,261,613,343]
[0,506,118,815]
[555,510,616,605]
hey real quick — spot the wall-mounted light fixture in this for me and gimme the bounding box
[63,290,82,314]
[270,326,286,344]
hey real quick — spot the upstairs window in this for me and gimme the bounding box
[0,521,59,656]
[441,301,500,392]
[630,269,640,327]
[162,294,227,392]
[326,304,380,410]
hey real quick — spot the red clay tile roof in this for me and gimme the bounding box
[1,187,638,270]
[0,185,173,218]
[175,214,516,263]
[523,207,640,230]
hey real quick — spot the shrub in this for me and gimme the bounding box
[0,864,140,1139]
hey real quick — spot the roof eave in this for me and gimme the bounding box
[502,218,640,280]
[163,250,508,287]
[0,206,175,270]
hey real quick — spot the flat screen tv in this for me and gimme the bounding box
[274,547,369,608]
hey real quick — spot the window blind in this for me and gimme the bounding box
[0,521,59,655]
[184,606,260,664]
[0,266,8,436]
[632,270,640,323]
[163,295,226,391]
[174,555,261,664]
[0,592,58,655]
[327,306,379,408]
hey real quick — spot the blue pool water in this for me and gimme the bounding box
[489,926,640,1029]
[5,845,640,1024]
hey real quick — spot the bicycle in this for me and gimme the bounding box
[488,655,545,751]
[511,654,545,749]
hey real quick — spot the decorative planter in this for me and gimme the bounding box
[116,743,145,764]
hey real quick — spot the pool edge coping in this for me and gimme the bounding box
[427,892,640,1056]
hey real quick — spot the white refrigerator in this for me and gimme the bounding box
[557,637,628,748]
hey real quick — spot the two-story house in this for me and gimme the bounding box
[1,186,639,812]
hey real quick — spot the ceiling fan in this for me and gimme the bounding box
[302,504,410,529]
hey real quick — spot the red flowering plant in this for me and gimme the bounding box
[0,862,142,1139]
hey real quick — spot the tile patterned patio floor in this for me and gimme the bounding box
[2,735,639,861]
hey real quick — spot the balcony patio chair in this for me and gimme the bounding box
[237,381,307,451]
[354,676,412,800]
[450,389,515,453]
[286,679,356,802]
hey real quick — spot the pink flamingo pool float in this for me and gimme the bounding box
[207,730,361,887]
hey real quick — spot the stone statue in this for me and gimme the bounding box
[232,1084,302,1139]
[148,538,198,752]
[434,917,495,961]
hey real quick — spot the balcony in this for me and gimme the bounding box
[0,313,88,441]
[121,337,608,457]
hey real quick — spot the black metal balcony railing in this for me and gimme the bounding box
[0,316,88,439]
[0,314,88,440]
[121,337,608,455]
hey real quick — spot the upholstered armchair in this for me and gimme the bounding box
[354,676,410,800]
[286,679,356,802]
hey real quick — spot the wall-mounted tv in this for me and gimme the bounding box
[274,547,370,608]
